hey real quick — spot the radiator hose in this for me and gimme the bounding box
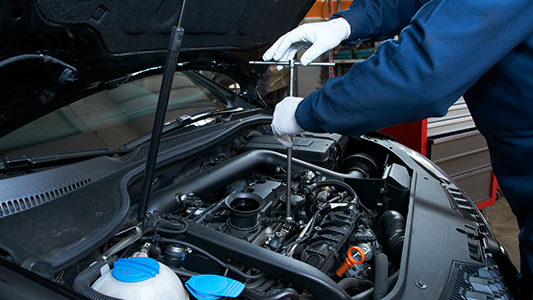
[373,252,389,300]
[73,257,121,300]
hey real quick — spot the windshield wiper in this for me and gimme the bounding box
[1,148,128,171]
[175,106,244,126]
[119,107,245,151]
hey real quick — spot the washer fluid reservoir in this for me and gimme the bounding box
[92,257,189,300]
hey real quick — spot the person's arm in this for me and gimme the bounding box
[263,0,425,66]
[334,0,425,46]
[295,0,533,136]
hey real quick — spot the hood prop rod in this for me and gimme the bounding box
[138,0,188,228]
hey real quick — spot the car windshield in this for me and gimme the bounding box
[0,71,228,158]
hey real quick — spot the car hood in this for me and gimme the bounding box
[0,0,315,137]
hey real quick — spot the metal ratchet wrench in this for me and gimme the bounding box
[249,60,335,219]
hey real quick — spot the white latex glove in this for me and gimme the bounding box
[272,97,305,147]
[263,18,351,66]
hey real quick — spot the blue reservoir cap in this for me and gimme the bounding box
[185,274,244,300]
[112,257,160,283]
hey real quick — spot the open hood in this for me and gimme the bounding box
[0,0,315,137]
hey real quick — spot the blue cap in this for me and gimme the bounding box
[112,257,160,283]
[185,275,244,300]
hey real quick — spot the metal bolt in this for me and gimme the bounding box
[415,280,427,289]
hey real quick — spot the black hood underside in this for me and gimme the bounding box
[35,0,313,53]
[0,0,315,138]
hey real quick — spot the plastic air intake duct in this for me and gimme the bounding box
[147,150,366,215]
[377,210,405,260]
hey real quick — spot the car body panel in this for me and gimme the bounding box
[0,1,519,299]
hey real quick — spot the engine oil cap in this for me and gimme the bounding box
[185,274,244,300]
[112,257,160,283]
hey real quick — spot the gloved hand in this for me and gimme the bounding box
[272,97,305,147]
[263,18,351,66]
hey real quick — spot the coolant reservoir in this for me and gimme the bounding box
[92,257,189,300]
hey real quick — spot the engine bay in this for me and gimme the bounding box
[0,124,510,299]
[69,131,413,300]
[0,126,448,300]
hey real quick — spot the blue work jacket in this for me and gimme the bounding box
[295,0,533,275]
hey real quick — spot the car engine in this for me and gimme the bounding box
[69,132,412,300]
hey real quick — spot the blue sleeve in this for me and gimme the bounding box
[296,0,533,136]
[334,0,425,45]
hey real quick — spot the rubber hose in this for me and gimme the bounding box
[373,252,389,300]
[72,258,122,300]
[241,287,300,300]
[144,237,264,280]
[0,54,77,71]
[351,271,399,300]
[377,210,405,260]
[170,266,198,279]
[338,277,374,291]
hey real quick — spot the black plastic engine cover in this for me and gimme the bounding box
[300,206,358,274]
[243,135,337,168]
